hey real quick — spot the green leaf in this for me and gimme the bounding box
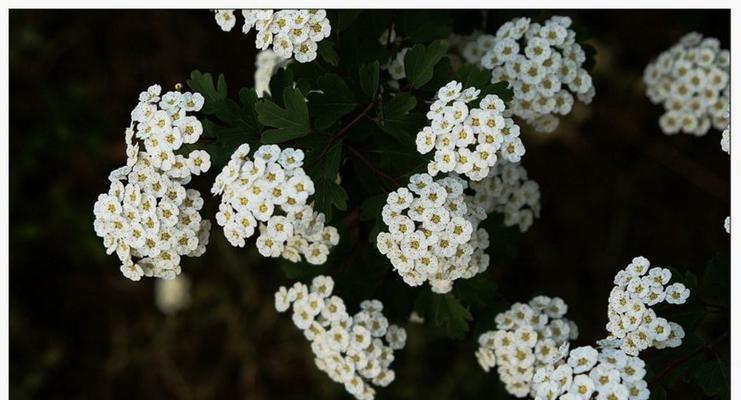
[695,358,730,400]
[416,292,472,339]
[453,275,497,308]
[317,41,339,66]
[268,68,294,107]
[186,70,227,114]
[377,94,425,141]
[256,87,310,144]
[314,178,348,222]
[310,143,347,221]
[307,74,357,130]
[359,61,380,100]
[383,93,417,118]
[404,40,449,88]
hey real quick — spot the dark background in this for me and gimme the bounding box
[9,9,730,399]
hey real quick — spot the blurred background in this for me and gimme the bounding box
[9,9,730,399]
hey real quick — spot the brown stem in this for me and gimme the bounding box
[346,144,399,189]
[308,99,378,170]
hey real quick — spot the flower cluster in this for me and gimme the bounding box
[644,32,730,136]
[418,81,527,181]
[214,9,331,63]
[93,84,212,281]
[463,16,596,133]
[475,296,579,397]
[376,173,490,293]
[604,256,689,356]
[530,345,650,400]
[254,50,291,98]
[212,144,339,265]
[275,276,407,400]
[470,160,541,232]
[476,256,690,399]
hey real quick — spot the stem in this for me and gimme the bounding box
[308,99,378,170]
[346,144,399,190]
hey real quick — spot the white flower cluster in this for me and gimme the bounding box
[475,296,578,398]
[212,144,339,265]
[477,256,691,400]
[93,84,212,281]
[214,9,331,63]
[470,160,541,232]
[462,16,596,133]
[418,81,527,181]
[604,256,689,356]
[376,173,490,293]
[529,345,650,400]
[275,276,407,400]
[644,32,730,136]
[254,50,291,98]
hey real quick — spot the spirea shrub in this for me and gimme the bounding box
[643,32,730,136]
[92,10,728,399]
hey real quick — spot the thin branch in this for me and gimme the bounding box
[346,143,400,189]
[308,99,378,170]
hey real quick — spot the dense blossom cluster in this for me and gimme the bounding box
[376,173,490,293]
[418,81,527,181]
[603,256,689,356]
[212,144,339,264]
[475,296,579,397]
[93,84,212,281]
[462,16,595,133]
[470,160,541,232]
[254,50,290,97]
[214,9,331,63]
[530,345,650,400]
[476,256,690,399]
[644,32,730,136]
[275,276,407,400]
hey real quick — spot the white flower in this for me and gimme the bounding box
[377,173,491,293]
[569,346,599,374]
[644,32,729,136]
[212,145,338,265]
[417,81,524,181]
[475,295,579,397]
[275,277,406,400]
[216,9,331,63]
[462,16,596,133]
[214,10,237,31]
[470,160,541,232]
[94,85,212,281]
